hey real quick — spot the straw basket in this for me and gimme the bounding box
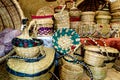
[81,11,95,22]
[84,45,119,62]
[54,11,70,29]
[96,15,111,24]
[84,50,105,67]
[88,65,107,80]
[0,0,25,63]
[0,0,25,31]
[60,64,83,80]
[12,20,44,58]
[110,0,120,12]
[7,47,55,80]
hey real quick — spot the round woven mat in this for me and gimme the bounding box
[0,0,25,31]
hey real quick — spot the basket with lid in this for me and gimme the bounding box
[12,21,43,58]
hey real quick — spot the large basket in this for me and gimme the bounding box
[0,0,25,31]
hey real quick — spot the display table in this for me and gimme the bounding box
[80,38,120,51]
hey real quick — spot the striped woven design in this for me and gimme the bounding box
[0,0,25,31]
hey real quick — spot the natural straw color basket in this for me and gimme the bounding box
[12,21,43,58]
[84,50,105,67]
[89,65,107,80]
[0,0,25,31]
[7,47,55,80]
[60,64,83,80]
[54,10,70,29]
[81,11,95,22]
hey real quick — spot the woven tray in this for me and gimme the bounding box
[0,0,25,31]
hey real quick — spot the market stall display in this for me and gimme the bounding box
[0,0,120,80]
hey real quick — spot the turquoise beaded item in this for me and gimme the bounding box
[12,38,43,48]
[52,28,80,54]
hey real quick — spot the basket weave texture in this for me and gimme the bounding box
[0,0,24,31]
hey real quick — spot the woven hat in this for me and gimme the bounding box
[7,46,55,80]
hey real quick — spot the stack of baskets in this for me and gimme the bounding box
[69,1,81,34]
[80,11,95,25]
[79,11,96,37]
[84,45,120,80]
[110,0,120,38]
[95,3,111,38]
[84,45,107,80]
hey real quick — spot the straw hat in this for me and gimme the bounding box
[6,46,55,80]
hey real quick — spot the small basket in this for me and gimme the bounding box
[84,50,105,67]
[60,64,83,80]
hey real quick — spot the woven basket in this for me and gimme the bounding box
[0,0,25,31]
[81,11,95,22]
[84,50,105,67]
[12,21,43,58]
[7,47,55,80]
[88,65,107,80]
[54,11,70,29]
[60,64,83,80]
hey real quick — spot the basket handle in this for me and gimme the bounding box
[87,37,111,60]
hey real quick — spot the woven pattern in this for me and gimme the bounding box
[0,0,24,31]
